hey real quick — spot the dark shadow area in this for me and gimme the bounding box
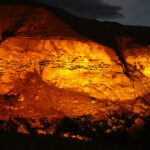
[0,0,36,5]
[0,113,150,150]
[1,30,14,39]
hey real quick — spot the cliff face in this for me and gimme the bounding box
[0,2,150,137]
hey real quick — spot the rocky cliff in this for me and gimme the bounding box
[0,0,150,139]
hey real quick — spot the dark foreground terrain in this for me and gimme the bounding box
[0,133,149,150]
[0,115,150,150]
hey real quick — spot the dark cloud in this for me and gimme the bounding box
[103,0,150,26]
[36,0,123,19]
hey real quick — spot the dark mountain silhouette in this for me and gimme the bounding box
[0,0,36,5]
[0,0,150,49]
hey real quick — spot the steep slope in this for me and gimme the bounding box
[0,0,150,138]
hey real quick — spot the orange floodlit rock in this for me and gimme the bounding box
[0,0,150,139]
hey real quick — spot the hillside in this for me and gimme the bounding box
[0,0,150,141]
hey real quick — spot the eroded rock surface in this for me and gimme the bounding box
[0,1,150,138]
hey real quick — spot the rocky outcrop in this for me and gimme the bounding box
[0,1,150,138]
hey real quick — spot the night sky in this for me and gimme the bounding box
[36,0,150,27]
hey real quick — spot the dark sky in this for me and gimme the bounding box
[36,0,150,27]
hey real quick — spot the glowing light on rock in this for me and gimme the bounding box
[0,3,150,139]
[144,67,150,77]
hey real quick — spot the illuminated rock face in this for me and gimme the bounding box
[0,4,150,136]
